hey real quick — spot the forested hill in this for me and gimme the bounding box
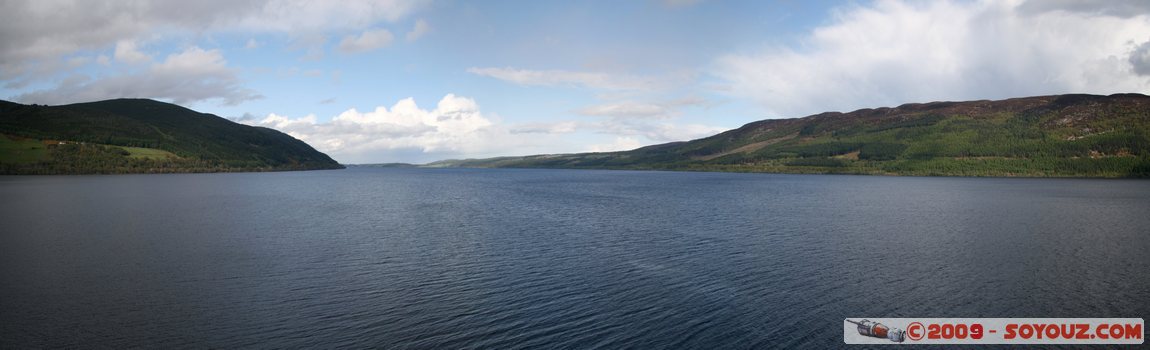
[0,98,343,174]
[430,93,1150,177]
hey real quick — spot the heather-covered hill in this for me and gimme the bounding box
[430,94,1150,177]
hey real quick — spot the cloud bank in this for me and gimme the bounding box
[14,47,260,105]
[0,0,425,64]
[338,28,395,53]
[0,0,428,104]
[713,0,1150,117]
[467,67,664,91]
[240,93,726,162]
[240,94,526,163]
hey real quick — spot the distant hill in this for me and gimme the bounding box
[0,98,343,174]
[431,93,1150,177]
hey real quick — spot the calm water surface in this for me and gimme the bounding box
[1,168,1148,348]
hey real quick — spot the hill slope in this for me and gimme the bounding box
[0,99,343,174]
[432,93,1150,177]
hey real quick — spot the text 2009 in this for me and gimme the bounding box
[906,322,984,341]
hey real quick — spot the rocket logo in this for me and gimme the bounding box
[847,319,906,343]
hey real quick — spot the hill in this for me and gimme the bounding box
[0,99,343,174]
[430,93,1150,177]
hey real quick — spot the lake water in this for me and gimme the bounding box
[1,168,1148,348]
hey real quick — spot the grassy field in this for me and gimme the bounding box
[120,146,177,160]
[0,134,48,164]
[2,134,176,162]
[2,133,187,174]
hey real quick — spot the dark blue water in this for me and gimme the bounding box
[1,168,1148,348]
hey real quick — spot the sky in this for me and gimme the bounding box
[3,0,1150,164]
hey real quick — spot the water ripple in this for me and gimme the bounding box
[1,169,1148,348]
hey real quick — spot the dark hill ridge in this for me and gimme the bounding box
[430,93,1150,177]
[0,98,342,174]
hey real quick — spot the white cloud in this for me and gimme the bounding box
[644,123,728,142]
[1131,40,1150,76]
[1017,0,1150,18]
[405,18,430,42]
[0,0,428,79]
[467,67,662,91]
[338,28,394,53]
[14,46,260,106]
[713,0,1150,118]
[578,101,671,118]
[587,137,643,153]
[509,121,579,134]
[66,56,90,67]
[153,47,227,74]
[239,94,726,163]
[233,0,426,32]
[593,119,727,143]
[240,94,526,163]
[113,40,151,64]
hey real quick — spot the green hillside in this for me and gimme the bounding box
[430,94,1150,177]
[0,99,343,174]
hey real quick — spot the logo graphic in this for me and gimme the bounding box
[846,319,906,343]
[844,318,1144,345]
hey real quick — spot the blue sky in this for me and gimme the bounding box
[3,0,1150,163]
